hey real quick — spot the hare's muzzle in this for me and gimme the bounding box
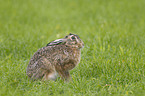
[78,42,84,49]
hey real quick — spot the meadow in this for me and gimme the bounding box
[0,0,145,95]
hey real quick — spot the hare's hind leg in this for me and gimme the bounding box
[30,57,55,81]
[31,68,46,80]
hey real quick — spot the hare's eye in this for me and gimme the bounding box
[71,36,75,40]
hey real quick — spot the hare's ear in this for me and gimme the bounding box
[46,39,66,46]
[69,33,73,35]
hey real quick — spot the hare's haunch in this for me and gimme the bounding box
[26,33,84,82]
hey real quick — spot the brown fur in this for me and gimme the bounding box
[26,33,84,82]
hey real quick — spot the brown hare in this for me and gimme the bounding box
[26,33,84,82]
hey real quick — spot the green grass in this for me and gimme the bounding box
[0,0,145,95]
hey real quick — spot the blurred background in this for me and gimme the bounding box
[1,0,144,57]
